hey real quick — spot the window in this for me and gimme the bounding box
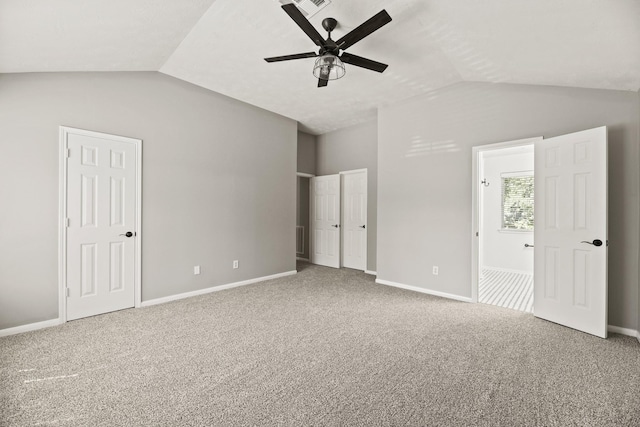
[501,172,534,230]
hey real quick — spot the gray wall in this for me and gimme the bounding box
[378,82,639,330]
[0,72,297,330]
[316,121,378,272]
[296,132,316,260]
[297,131,316,175]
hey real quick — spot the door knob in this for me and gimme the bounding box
[332,224,340,228]
[581,239,603,247]
[119,231,134,238]
[360,225,366,229]
[524,243,534,248]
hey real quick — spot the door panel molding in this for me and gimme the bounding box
[534,126,608,338]
[310,174,341,268]
[341,170,367,271]
[59,126,142,323]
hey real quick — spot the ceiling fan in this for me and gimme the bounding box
[264,4,392,87]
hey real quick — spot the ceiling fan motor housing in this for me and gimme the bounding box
[322,17,338,33]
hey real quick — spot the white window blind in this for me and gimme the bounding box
[501,172,534,230]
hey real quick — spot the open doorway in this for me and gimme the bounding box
[296,173,314,262]
[473,128,607,337]
[472,137,540,313]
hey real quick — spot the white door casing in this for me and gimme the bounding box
[342,170,367,270]
[534,126,608,338]
[60,127,142,321]
[310,174,340,268]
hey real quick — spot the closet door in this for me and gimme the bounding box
[310,175,341,268]
[342,171,367,271]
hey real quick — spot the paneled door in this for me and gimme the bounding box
[63,128,140,321]
[534,126,608,338]
[310,175,340,268]
[342,171,367,270]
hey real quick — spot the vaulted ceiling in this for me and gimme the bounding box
[1,0,638,134]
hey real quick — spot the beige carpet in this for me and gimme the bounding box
[1,262,639,426]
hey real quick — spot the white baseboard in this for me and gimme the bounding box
[140,270,297,308]
[637,330,640,343]
[607,325,639,338]
[365,270,377,276]
[375,278,472,303]
[296,257,310,262]
[0,318,62,338]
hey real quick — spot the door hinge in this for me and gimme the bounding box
[66,288,70,297]
[66,218,70,227]
[66,148,71,158]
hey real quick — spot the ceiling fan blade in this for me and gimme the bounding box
[264,52,318,63]
[318,78,329,88]
[340,52,388,73]
[335,10,392,50]
[281,4,326,47]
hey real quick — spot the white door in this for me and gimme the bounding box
[64,129,139,321]
[310,175,340,268]
[534,126,608,338]
[342,171,367,270]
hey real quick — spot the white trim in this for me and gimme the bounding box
[0,318,63,338]
[58,126,143,323]
[296,172,315,178]
[637,330,640,343]
[140,270,297,308]
[339,168,367,175]
[471,137,542,304]
[375,278,472,303]
[365,270,377,276]
[296,257,310,262]
[607,325,638,337]
[58,128,68,325]
[501,170,534,178]
[134,136,143,308]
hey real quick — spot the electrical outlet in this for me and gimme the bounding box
[432,266,439,276]
[233,260,239,269]
[194,266,201,275]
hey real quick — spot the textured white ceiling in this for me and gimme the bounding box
[1,0,638,134]
[0,0,216,71]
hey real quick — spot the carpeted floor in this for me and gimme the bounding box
[1,262,639,426]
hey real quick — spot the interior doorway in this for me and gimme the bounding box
[296,173,313,261]
[472,137,540,313]
[473,128,608,338]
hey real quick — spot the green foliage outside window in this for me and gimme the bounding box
[502,175,534,230]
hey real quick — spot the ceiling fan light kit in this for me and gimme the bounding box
[313,54,345,80]
[265,4,392,87]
